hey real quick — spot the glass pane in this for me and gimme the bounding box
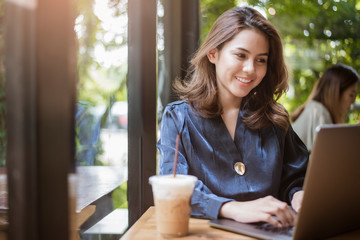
[74,0,128,238]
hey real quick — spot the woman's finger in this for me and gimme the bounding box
[263,197,296,227]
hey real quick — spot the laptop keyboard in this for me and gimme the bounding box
[255,222,294,237]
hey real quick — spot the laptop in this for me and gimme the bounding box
[209,124,360,240]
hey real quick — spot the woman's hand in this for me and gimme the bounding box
[219,196,296,227]
[291,190,304,213]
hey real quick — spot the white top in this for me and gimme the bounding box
[292,100,333,152]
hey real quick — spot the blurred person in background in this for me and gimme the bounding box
[291,63,359,152]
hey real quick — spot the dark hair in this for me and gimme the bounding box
[291,63,360,123]
[174,6,289,130]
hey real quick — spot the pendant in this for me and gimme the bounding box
[234,162,246,176]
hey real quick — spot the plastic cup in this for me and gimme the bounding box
[149,174,197,237]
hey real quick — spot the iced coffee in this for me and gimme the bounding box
[149,174,197,237]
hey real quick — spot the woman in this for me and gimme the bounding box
[291,64,359,152]
[157,7,308,228]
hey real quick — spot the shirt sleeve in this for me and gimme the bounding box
[278,125,309,204]
[157,105,232,219]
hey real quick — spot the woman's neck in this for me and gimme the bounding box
[218,90,242,112]
[218,94,242,140]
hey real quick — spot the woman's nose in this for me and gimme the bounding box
[243,60,255,73]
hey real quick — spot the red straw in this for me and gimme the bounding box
[173,135,180,177]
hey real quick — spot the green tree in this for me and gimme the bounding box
[200,0,238,42]
[76,0,128,106]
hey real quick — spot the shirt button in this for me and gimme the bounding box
[234,162,246,176]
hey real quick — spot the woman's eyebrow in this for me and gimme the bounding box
[236,47,268,56]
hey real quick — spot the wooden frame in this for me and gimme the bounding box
[127,0,158,227]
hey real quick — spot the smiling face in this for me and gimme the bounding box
[207,28,269,106]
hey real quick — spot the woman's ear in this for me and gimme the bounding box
[207,48,218,64]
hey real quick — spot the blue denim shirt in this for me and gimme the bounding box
[157,100,308,219]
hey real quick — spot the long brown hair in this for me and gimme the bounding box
[291,63,360,123]
[174,7,289,130]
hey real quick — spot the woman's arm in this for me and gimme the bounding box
[278,125,309,208]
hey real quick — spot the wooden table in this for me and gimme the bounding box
[120,207,254,240]
[121,207,360,240]
[75,166,127,229]
[0,166,127,230]
[0,166,126,212]
[76,166,126,213]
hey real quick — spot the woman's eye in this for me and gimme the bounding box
[236,53,246,58]
[256,58,267,63]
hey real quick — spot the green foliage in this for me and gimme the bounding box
[112,181,128,209]
[200,0,238,42]
[77,63,128,105]
[75,0,128,106]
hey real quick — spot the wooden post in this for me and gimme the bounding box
[5,0,76,239]
[127,0,158,227]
